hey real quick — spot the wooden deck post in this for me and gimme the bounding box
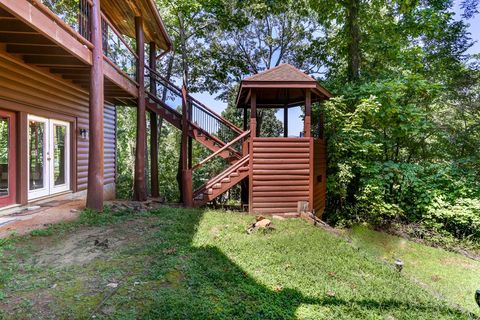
[243,107,248,131]
[181,85,193,207]
[283,106,288,137]
[304,89,311,138]
[240,107,249,209]
[248,90,256,212]
[149,42,159,198]
[133,16,147,201]
[318,110,324,139]
[86,0,104,211]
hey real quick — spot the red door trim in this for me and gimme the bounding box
[0,109,16,207]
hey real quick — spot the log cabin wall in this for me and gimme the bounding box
[0,50,116,203]
[312,139,327,217]
[251,138,311,214]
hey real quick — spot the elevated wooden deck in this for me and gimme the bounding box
[0,0,140,105]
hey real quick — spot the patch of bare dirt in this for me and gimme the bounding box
[440,256,475,270]
[0,289,55,318]
[31,227,129,267]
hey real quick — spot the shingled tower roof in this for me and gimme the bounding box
[243,64,317,82]
[236,64,332,108]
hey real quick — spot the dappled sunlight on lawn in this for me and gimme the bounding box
[348,225,480,314]
[0,208,474,319]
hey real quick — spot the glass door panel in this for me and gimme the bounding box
[0,110,16,207]
[54,125,66,186]
[0,117,9,197]
[28,116,70,200]
[50,120,70,193]
[28,116,49,199]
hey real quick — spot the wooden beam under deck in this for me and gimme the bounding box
[7,44,73,56]
[0,2,138,102]
[0,0,92,64]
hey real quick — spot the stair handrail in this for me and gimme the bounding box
[145,65,243,134]
[192,130,250,171]
[145,92,243,160]
[193,155,250,198]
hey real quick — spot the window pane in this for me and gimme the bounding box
[53,125,66,186]
[29,120,45,190]
[0,117,9,196]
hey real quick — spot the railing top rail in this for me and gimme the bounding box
[146,65,243,134]
[147,91,244,162]
[193,155,250,196]
[101,12,138,60]
[145,65,182,95]
[192,130,250,171]
[32,0,94,49]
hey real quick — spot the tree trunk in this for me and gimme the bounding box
[346,0,361,82]
[159,55,175,138]
[177,12,193,206]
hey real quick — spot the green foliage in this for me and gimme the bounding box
[30,229,54,237]
[115,106,136,199]
[424,197,480,240]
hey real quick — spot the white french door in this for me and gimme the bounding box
[28,115,70,200]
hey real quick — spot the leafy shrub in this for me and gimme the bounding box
[423,197,480,240]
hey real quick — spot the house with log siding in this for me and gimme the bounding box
[0,0,330,217]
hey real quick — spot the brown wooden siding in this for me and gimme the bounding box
[0,49,116,199]
[312,139,327,217]
[104,105,116,186]
[251,138,311,214]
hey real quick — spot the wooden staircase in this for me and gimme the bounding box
[193,155,249,207]
[144,67,250,206]
[146,95,241,164]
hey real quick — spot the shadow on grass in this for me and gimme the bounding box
[121,208,471,320]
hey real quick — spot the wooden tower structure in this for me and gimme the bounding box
[235,64,331,216]
[151,64,332,217]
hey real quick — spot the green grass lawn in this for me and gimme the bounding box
[0,208,475,319]
[347,225,480,315]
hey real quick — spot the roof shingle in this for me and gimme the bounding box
[244,64,316,82]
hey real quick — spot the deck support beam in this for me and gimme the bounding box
[243,107,248,131]
[149,42,159,198]
[248,90,256,212]
[241,106,249,209]
[86,0,104,211]
[133,16,147,201]
[304,90,311,137]
[181,84,193,207]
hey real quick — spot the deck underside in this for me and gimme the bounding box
[0,3,137,106]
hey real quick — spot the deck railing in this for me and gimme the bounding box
[40,0,92,41]
[101,15,138,80]
[39,1,138,81]
[145,65,244,147]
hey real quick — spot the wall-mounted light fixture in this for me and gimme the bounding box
[79,128,88,140]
